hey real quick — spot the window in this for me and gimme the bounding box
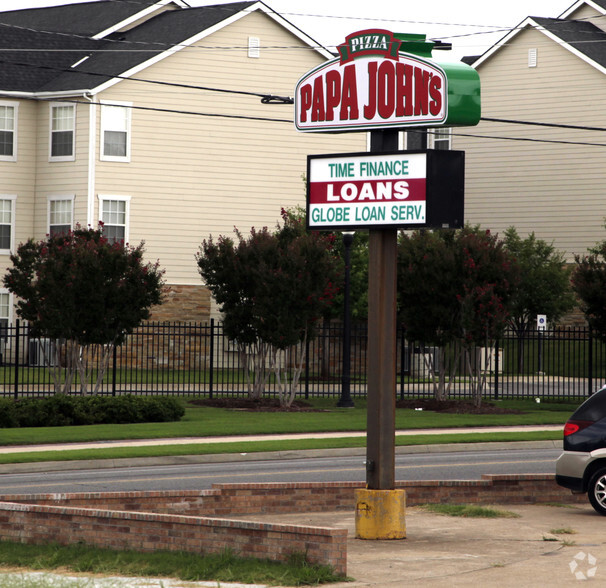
[100,102,131,161]
[99,195,130,244]
[0,290,10,347]
[48,196,74,237]
[0,102,17,161]
[430,127,451,150]
[50,103,75,160]
[0,196,16,254]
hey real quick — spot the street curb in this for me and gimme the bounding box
[0,440,562,475]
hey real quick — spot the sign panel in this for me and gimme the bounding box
[295,29,481,133]
[307,150,465,231]
[308,153,427,229]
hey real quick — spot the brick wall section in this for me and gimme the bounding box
[149,285,211,323]
[0,501,348,576]
[0,475,586,578]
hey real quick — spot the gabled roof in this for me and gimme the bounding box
[531,16,606,71]
[560,0,606,18]
[0,0,330,96]
[35,1,259,94]
[473,13,606,73]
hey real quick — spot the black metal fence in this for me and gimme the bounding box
[0,321,603,399]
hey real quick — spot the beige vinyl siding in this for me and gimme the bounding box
[93,10,365,285]
[0,98,37,258]
[455,26,606,261]
[33,100,90,239]
[566,5,606,31]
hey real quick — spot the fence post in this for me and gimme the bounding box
[589,328,593,396]
[305,335,310,400]
[209,319,214,399]
[399,326,405,401]
[112,344,117,397]
[13,320,19,400]
[493,338,499,400]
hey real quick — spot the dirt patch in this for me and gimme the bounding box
[396,398,523,414]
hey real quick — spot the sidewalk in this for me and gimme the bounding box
[1,424,563,454]
[0,424,563,475]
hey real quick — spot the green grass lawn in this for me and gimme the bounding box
[0,396,574,447]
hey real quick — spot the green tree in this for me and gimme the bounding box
[398,226,518,405]
[397,229,460,400]
[278,206,369,379]
[572,230,606,339]
[197,214,340,406]
[280,206,369,320]
[3,225,165,394]
[502,227,575,372]
[503,227,574,333]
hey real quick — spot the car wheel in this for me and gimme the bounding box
[588,468,606,515]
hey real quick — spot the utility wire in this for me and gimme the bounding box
[481,117,606,133]
[0,58,294,104]
[31,95,294,124]
[4,3,606,53]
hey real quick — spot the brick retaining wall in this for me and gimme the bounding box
[0,475,586,577]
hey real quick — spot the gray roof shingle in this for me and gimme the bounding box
[531,16,606,70]
[0,1,257,93]
[0,0,160,37]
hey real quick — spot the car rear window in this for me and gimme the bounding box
[571,387,606,422]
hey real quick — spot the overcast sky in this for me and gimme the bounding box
[2,0,577,61]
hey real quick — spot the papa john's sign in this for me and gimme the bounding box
[295,29,480,132]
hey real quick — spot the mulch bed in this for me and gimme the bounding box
[396,399,522,414]
[189,397,522,414]
[188,398,320,412]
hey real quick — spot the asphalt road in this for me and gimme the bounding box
[0,447,561,495]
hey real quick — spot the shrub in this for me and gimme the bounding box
[0,395,185,428]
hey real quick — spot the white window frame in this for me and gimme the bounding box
[429,127,452,150]
[100,100,132,162]
[49,102,76,162]
[0,101,18,162]
[0,289,12,351]
[98,194,130,244]
[0,195,16,255]
[47,195,75,237]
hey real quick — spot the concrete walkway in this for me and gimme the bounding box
[1,424,563,454]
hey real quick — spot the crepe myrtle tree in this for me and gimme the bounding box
[3,224,165,394]
[280,205,369,379]
[397,229,461,401]
[398,226,518,406]
[456,227,519,406]
[197,211,340,407]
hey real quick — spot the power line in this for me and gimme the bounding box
[481,117,606,133]
[39,96,293,124]
[0,58,294,104]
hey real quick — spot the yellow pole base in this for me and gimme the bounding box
[354,488,406,540]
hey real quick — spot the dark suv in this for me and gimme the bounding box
[556,386,606,515]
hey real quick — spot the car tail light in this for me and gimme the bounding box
[564,420,594,436]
